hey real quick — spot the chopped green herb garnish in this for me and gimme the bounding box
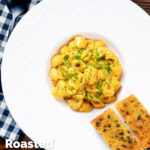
[96,84,101,89]
[64,55,69,61]
[107,65,112,72]
[89,49,93,53]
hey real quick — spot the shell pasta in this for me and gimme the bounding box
[49,36,122,112]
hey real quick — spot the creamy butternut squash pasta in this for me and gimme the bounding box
[49,36,122,112]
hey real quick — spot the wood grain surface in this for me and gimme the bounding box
[0,0,149,149]
[132,0,150,14]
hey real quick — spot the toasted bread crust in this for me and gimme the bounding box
[91,108,143,150]
[115,95,150,149]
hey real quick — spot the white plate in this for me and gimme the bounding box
[2,0,150,149]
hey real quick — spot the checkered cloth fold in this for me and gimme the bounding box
[0,0,42,141]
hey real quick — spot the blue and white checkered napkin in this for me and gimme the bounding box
[0,0,42,141]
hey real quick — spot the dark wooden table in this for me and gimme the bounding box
[133,0,150,15]
[0,0,149,149]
